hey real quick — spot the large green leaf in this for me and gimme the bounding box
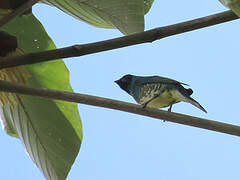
[0,10,82,180]
[41,0,154,35]
[219,0,240,16]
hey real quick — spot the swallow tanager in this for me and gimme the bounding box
[115,74,207,113]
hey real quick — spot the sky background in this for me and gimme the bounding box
[1,1,240,180]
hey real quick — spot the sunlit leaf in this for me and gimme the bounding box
[0,10,82,180]
[42,0,154,35]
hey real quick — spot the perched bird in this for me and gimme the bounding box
[115,74,207,113]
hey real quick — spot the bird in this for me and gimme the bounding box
[115,74,207,113]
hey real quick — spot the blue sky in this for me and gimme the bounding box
[1,1,240,180]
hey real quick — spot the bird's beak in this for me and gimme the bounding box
[114,80,120,84]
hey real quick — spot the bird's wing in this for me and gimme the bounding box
[135,76,189,86]
[155,76,189,86]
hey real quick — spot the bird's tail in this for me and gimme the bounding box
[185,97,207,113]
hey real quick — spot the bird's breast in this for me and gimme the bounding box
[136,83,177,108]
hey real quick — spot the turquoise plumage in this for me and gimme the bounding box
[115,74,207,113]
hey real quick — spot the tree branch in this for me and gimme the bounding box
[0,79,239,137]
[0,10,238,69]
[0,0,39,27]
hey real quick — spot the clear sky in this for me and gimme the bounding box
[1,1,240,180]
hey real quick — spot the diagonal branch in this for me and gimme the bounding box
[0,79,239,137]
[0,10,238,69]
[0,0,39,27]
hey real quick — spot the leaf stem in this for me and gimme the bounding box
[0,80,239,137]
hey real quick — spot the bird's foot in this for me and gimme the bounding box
[142,103,147,108]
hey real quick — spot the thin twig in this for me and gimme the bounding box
[0,10,238,69]
[0,80,239,137]
[0,0,39,27]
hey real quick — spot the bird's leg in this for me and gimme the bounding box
[168,104,173,112]
[142,94,160,108]
[168,101,176,112]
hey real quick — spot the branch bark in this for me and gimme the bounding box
[0,80,239,137]
[0,10,238,69]
[0,0,39,27]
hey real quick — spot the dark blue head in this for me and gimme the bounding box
[115,74,133,94]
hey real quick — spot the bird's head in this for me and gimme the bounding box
[115,74,133,94]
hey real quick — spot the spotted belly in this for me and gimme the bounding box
[137,84,181,108]
[139,90,177,108]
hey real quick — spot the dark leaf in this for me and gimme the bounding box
[0,31,17,57]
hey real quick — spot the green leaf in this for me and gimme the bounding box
[42,0,154,35]
[0,10,82,180]
[144,0,154,14]
[219,0,240,16]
